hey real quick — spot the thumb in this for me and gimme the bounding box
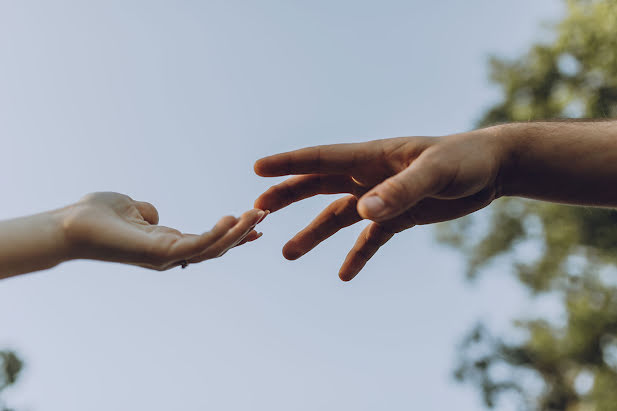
[134,201,160,225]
[357,155,445,221]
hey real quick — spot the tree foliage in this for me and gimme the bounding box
[437,1,617,409]
[0,350,21,411]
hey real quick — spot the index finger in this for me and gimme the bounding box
[254,142,371,177]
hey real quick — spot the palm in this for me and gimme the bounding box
[64,192,264,270]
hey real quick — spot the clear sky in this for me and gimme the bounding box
[0,1,563,410]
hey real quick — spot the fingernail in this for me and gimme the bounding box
[256,210,270,224]
[359,195,387,217]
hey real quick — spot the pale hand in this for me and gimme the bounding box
[63,192,267,270]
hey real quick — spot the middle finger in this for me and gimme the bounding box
[282,195,363,260]
[255,174,363,213]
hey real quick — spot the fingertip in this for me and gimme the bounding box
[257,209,270,224]
[241,209,266,227]
[338,270,357,282]
[248,208,263,219]
[339,249,366,282]
[254,195,279,213]
[254,158,271,176]
[282,243,303,260]
[244,230,260,241]
[234,229,262,247]
[253,196,267,210]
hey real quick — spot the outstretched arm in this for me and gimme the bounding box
[0,192,266,279]
[254,120,617,281]
[500,120,617,206]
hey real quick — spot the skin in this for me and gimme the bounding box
[0,192,267,279]
[254,120,617,282]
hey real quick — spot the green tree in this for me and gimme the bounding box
[0,350,21,411]
[437,1,617,409]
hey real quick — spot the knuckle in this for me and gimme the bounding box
[327,196,358,225]
[79,192,99,202]
[218,216,237,229]
[354,246,374,262]
[364,224,384,243]
[315,147,323,170]
[360,225,385,249]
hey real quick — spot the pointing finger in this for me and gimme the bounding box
[254,143,373,177]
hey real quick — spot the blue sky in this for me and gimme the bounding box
[0,1,563,410]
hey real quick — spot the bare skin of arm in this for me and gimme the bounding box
[0,192,267,279]
[254,120,617,281]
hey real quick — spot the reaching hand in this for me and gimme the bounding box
[62,192,267,270]
[254,127,509,281]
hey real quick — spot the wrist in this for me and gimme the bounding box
[51,205,78,264]
[491,122,529,198]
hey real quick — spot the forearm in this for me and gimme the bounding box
[498,120,617,207]
[0,208,70,279]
